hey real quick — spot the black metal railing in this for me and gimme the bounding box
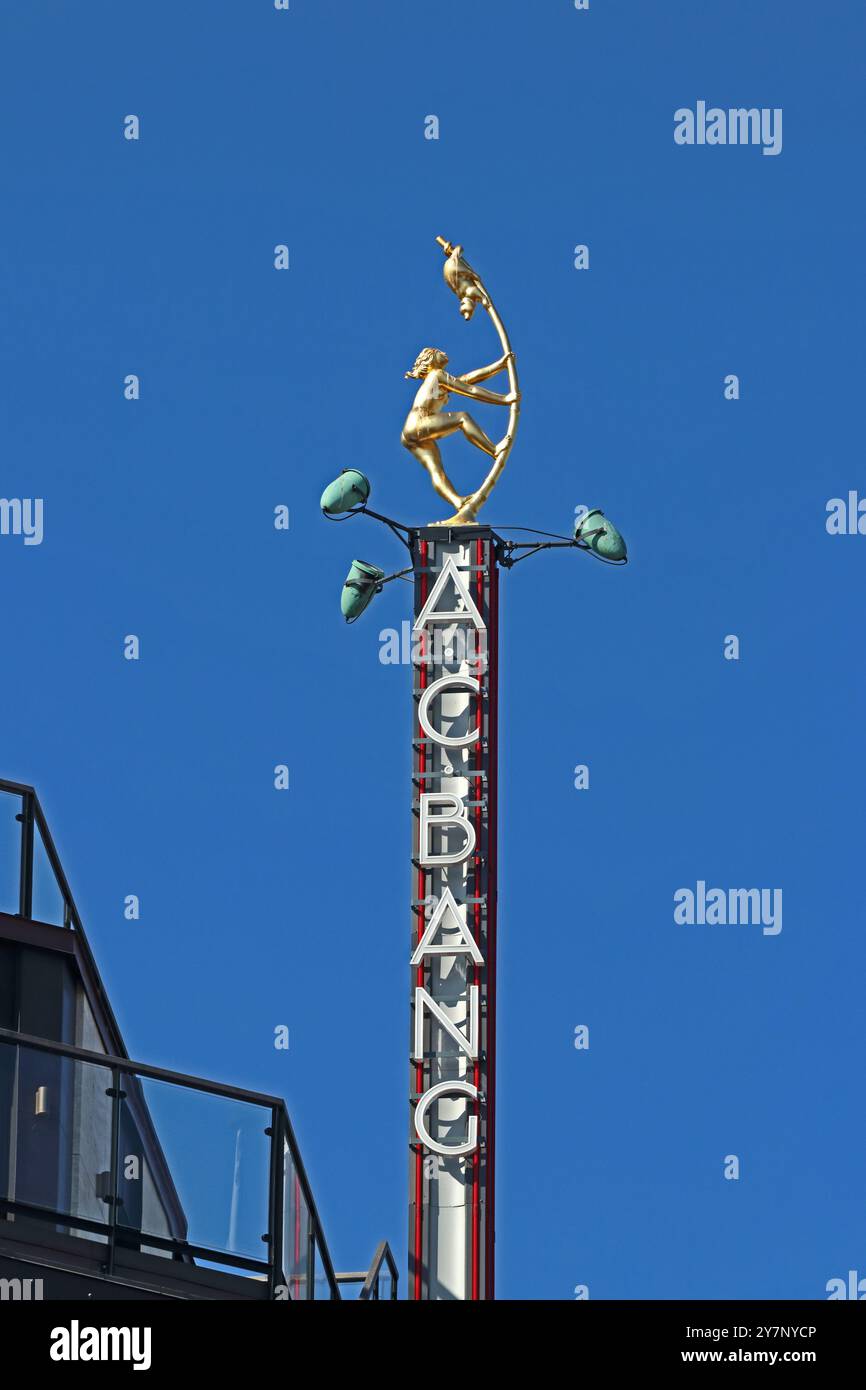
[0,778,130,1055]
[0,778,399,1302]
[0,1027,342,1299]
[0,778,78,928]
[336,1240,400,1300]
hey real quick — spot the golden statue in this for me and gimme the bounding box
[401,238,521,525]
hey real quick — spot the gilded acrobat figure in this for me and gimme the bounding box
[401,239,521,525]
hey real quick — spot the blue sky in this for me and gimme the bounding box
[1,0,864,1298]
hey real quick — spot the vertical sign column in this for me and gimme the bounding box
[409,526,498,1301]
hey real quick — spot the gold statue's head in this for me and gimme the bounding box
[405,347,448,380]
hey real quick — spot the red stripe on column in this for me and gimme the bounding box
[413,538,428,1301]
[471,537,483,1300]
[485,556,499,1300]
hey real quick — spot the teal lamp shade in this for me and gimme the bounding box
[320,470,371,516]
[574,508,627,562]
[341,560,385,623]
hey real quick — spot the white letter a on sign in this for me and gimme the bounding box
[413,554,485,631]
[410,887,484,966]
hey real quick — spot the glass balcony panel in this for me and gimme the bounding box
[283,1138,312,1298]
[0,1035,349,1295]
[0,1037,112,1240]
[131,1076,270,1264]
[32,821,67,927]
[312,1236,335,1300]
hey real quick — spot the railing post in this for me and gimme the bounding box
[104,1066,123,1276]
[17,793,34,920]
[266,1107,285,1301]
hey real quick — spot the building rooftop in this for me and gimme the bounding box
[0,777,396,1301]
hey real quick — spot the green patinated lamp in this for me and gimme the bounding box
[341,559,386,623]
[320,470,371,517]
[574,508,628,563]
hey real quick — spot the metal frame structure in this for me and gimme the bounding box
[335,1240,400,1301]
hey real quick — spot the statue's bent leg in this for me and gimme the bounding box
[409,411,496,460]
[402,437,462,509]
[454,412,498,459]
